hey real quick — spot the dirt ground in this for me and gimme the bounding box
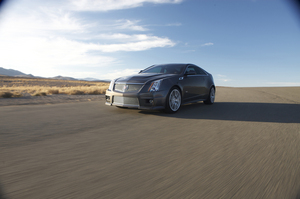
[0,94,105,106]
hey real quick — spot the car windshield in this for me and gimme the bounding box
[141,65,185,74]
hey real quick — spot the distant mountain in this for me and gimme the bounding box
[0,67,109,82]
[0,67,27,76]
[15,74,35,78]
[52,76,78,81]
[79,77,100,81]
[78,77,110,82]
[99,79,111,82]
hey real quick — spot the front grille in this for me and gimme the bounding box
[114,84,143,92]
[113,96,139,105]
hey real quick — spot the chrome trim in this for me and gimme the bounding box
[112,102,139,108]
[113,83,144,93]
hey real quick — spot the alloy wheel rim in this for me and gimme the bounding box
[169,89,181,111]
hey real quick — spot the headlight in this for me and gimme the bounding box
[108,79,115,91]
[148,79,162,92]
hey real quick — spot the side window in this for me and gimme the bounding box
[186,65,207,75]
[194,67,206,75]
[162,68,172,74]
[186,66,196,73]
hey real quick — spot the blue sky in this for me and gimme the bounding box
[0,0,299,87]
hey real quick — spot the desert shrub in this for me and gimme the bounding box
[12,93,23,98]
[33,92,47,96]
[94,89,106,95]
[0,77,109,97]
[87,89,102,95]
[48,89,59,94]
[0,91,23,98]
[0,91,13,98]
[69,90,85,95]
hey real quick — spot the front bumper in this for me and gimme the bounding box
[105,90,167,110]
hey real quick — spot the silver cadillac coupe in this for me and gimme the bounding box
[105,63,215,113]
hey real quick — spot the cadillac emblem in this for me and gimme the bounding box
[123,84,129,92]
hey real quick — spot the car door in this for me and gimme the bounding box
[193,66,209,98]
[180,65,203,102]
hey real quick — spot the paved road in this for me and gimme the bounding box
[0,87,300,198]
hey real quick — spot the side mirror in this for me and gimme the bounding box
[185,71,196,76]
[139,70,143,74]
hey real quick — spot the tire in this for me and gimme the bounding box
[204,87,215,105]
[165,87,181,113]
[116,106,128,109]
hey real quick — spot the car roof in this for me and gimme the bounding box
[153,63,190,67]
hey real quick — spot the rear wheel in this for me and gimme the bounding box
[204,87,215,104]
[165,88,181,113]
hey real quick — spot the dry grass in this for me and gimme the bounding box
[33,92,47,96]
[48,89,59,94]
[0,76,109,98]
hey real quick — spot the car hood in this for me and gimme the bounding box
[115,73,176,84]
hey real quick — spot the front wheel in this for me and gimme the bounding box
[165,88,181,113]
[204,87,215,105]
[116,106,128,109]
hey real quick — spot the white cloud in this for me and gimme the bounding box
[114,19,147,31]
[96,34,175,52]
[39,8,89,32]
[166,22,182,26]
[216,74,231,82]
[97,33,134,40]
[202,42,214,46]
[0,8,116,76]
[95,33,175,51]
[0,36,116,75]
[216,74,226,77]
[70,0,183,11]
[0,8,88,36]
[67,71,100,79]
[0,0,178,78]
